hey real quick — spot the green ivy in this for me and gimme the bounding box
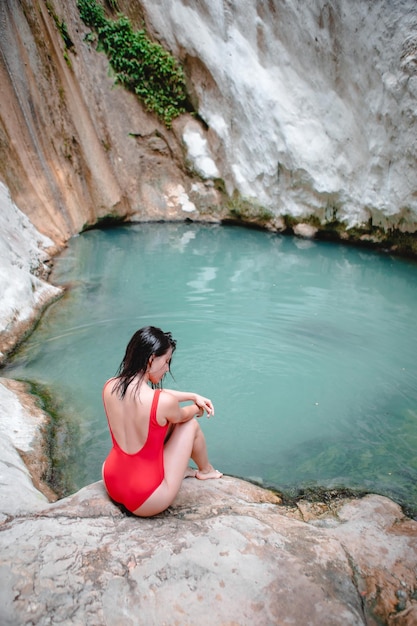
[77,0,107,29]
[77,0,188,126]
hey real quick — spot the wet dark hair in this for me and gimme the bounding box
[113,326,177,398]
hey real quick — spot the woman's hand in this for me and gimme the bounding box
[194,394,214,417]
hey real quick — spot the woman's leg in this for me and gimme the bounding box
[189,424,223,480]
[133,419,221,517]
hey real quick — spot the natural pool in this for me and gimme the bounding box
[4,223,417,515]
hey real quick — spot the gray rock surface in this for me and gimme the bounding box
[1,468,417,625]
[0,379,54,522]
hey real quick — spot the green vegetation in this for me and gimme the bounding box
[46,2,74,49]
[45,1,74,68]
[77,0,189,127]
[24,380,81,497]
[226,192,274,225]
[316,217,417,258]
[279,208,417,259]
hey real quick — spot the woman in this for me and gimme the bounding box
[102,326,222,517]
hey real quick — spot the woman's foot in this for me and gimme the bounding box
[184,466,197,478]
[196,467,223,480]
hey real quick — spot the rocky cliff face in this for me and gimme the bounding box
[1,0,417,246]
[0,0,223,245]
[136,0,417,232]
[0,183,61,364]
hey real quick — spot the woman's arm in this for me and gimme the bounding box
[163,389,214,416]
[160,392,203,425]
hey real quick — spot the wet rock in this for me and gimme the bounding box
[293,223,319,239]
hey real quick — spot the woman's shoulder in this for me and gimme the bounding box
[103,377,117,390]
[159,389,178,406]
[155,390,177,427]
[102,377,120,400]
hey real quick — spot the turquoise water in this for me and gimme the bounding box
[4,223,417,514]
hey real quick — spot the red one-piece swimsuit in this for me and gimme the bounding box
[102,386,168,512]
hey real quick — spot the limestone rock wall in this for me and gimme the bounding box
[0,183,61,364]
[0,0,416,370]
[136,0,417,231]
[0,0,222,245]
[2,0,417,246]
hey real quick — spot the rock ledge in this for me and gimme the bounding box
[1,474,417,625]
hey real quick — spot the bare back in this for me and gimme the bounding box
[103,378,166,454]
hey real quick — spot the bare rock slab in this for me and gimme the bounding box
[1,477,416,625]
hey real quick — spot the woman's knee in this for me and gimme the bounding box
[178,417,199,435]
[165,418,199,451]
